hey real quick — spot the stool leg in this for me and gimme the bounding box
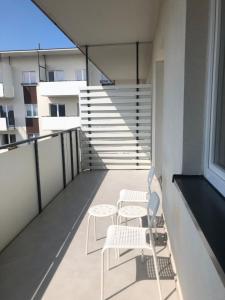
[101,250,105,300]
[107,248,110,270]
[86,214,91,255]
[111,216,114,225]
[94,216,97,241]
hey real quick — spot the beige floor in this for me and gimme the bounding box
[0,170,179,300]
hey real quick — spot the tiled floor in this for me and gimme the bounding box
[0,170,179,300]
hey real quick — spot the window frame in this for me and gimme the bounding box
[204,0,225,196]
[22,71,36,84]
[25,104,38,118]
[75,69,86,81]
[48,70,64,82]
[49,103,66,117]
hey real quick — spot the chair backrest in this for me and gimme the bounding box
[147,192,160,229]
[147,166,155,194]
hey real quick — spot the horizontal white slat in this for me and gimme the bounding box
[82,152,150,158]
[82,159,151,164]
[83,132,150,138]
[80,105,150,112]
[81,119,151,125]
[81,126,150,132]
[82,165,151,170]
[80,91,151,98]
[80,97,151,105]
[82,145,150,151]
[81,139,150,145]
[80,84,152,91]
[81,112,151,118]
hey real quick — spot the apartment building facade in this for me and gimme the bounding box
[0,48,103,146]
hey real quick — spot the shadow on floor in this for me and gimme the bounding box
[0,171,107,300]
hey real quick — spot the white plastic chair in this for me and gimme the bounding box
[101,192,162,300]
[117,166,155,209]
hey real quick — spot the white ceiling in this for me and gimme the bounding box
[33,0,161,46]
[32,0,162,81]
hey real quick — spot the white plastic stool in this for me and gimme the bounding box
[117,205,147,227]
[86,204,117,254]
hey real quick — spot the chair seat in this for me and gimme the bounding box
[104,225,150,250]
[118,205,147,219]
[119,189,148,203]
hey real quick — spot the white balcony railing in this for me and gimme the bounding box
[41,116,81,131]
[39,81,87,97]
[0,118,8,131]
[0,83,14,98]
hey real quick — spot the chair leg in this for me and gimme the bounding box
[101,250,105,300]
[154,218,159,239]
[111,216,114,225]
[107,248,110,270]
[152,246,163,300]
[85,214,91,255]
[141,249,144,262]
[94,216,97,241]
[139,217,142,227]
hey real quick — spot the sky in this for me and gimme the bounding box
[0,0,75,51]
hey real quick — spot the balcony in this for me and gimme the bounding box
[0,117,15,131]
[39,81,87,97]
[41,116,81,131]
[0,165,178,300]
[0,117,7,131]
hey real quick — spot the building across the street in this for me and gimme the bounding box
[0,47,105,145]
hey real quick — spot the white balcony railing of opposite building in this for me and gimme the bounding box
[41,116,81,131]
[0,118,8,131]
[39,81,87,97]
[0,83,14,98]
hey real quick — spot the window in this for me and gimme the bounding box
[25,104,38,118]
[48,70,64,82]
[1,134,16,145]
[0,105,15,127]
[205,0,225,195]
[22,71,36,84]
[50,104,65,117]
[75,69,86,81]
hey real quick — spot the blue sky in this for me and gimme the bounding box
[0,0,75,51]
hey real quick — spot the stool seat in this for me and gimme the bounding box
[89,204,117,218]
[118,205,147,219]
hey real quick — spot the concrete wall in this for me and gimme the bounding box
[152,0,225,299]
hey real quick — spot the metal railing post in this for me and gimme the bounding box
[34,140,42,213]
[69,130,75,180]
[76,129,80,174]
[61,132,66,188]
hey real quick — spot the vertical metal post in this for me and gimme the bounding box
[85,45,92,169]
[76,129,80,174]
[44,55,47,81]
[61,133,66,188]
[136,42,140,167]
[34,140,42,214]
[85,45,89,86]
[69,130,74,180]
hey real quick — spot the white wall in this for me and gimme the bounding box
[152,0,225,299]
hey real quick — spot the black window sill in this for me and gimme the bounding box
[173,175,225,285]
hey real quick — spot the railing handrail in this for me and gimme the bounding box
[0,126,80,151]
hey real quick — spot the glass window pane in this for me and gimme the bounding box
[75,70,82,81]
[58,104,65,116]
[214,2,225,170]
[55,71,64,81]
[30,71,36,83]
